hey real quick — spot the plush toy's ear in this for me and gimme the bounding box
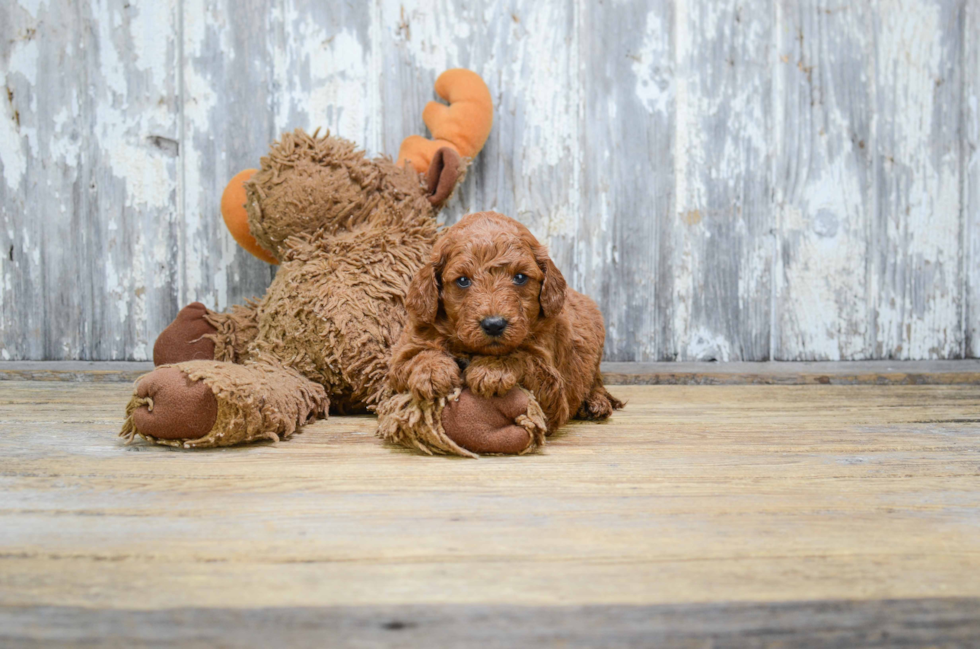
[397,69,493,173]
[220,169,279,265]
[535,246,567,319]
[426,147,462,206]
[406,258,443,324]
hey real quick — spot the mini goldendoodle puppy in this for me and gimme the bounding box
[389,211,622,440]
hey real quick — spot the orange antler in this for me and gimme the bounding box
[397,69,493,173]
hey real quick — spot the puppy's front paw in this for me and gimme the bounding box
[407,356,462,401]
[465,358,520,398]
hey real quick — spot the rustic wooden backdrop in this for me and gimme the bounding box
[1,0,977,362]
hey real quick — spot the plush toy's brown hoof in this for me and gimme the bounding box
[441,388,534,455]
[153,302,217,366]
[132,367,218,440]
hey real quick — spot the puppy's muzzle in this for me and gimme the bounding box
[480,316,508,337]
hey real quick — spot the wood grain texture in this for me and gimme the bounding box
[871,0,964,360]
[1,0,978,363]
[773,0,875,360]
[671,0,773,362]
[579,0,673,361]
[179,0,278,314]
[967,0,980,358]
[2,381,980,617]
[1,1,181,361]
[3,599,980,648]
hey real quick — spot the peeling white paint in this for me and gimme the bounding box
[89,0,178,360]
[685,326,734,362]
[632,10,672,117]
[304,30,369,140]
[511,1,580,242]
[381,0,465,76]
[0,87,28,192]
[0,0,181,359]
[182,0,224,308]
[14,0,48,19]
[131,2,174,90]
[0,34,39,191]
[271,3,370,142]
[771,1,874,361]
[1,0,975,361]
[875,0,961,359]
[967,3,980,358]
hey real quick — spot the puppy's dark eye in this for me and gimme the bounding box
[513,273,529,286]
[455,276,472,289]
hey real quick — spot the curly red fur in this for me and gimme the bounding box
[390,211,623,432]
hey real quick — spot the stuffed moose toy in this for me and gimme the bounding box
[121,69,551,457]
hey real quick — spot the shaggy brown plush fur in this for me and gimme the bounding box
[121,130,446,447]
[121,70,549,455]
[387,211,623,436]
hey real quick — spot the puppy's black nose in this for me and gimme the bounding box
[480,316,508,337]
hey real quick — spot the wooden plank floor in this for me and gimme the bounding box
[2,381,980,646]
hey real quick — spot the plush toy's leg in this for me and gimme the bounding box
[376,387,547,458]
[153,301,259,366]
[121,360,328,448]
[153,303,217,365]
[203,301,260,363]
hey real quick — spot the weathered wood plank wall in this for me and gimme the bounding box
[0,0,975,362]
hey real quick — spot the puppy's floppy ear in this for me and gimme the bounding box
[407,256,443,324]
[535,245,567,319]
